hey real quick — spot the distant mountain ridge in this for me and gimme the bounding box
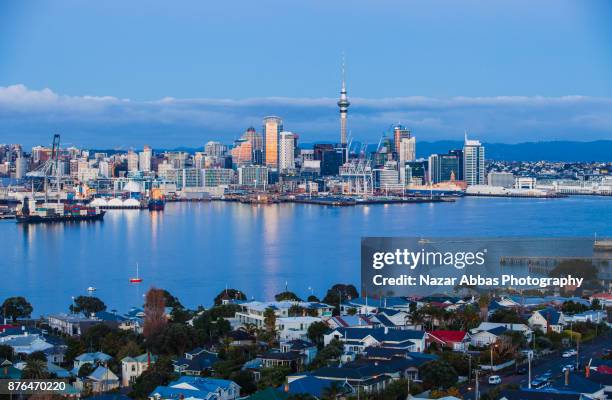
[90,140,612,162]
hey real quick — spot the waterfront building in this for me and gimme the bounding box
[448,149,464,180]
[263,116,283,169]
[238,165,269,187]
[279,131,296,172]
[127,151,139,172]
[313,144,344,176]
[488,171,515,188]
[428,152,460,184]
[139,145,152,172]
[374,161,402,190]
[463,133,485,185]
[204,141,228,157]
[202,168,234,187]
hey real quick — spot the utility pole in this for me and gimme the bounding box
[528,350,533,389]
[475,369,480,400]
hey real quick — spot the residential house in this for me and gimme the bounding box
[259,351,304,371]
[427,330,470,351]
[235,301,333,328]
[72,352,112,375]
[173,348,218,375]
[276,316,322,341]
[77,366,120,393]
[47,313,119,336]
[226,330,256,346]
[564,310,607,324]
[280,339,318,365]
[470,326,508,347]
[149,376,240,400]
[528,308,565,333]
[471,322,533,343]
[0,359,22,379]
[323,327,426,353]
[122,353,157,387]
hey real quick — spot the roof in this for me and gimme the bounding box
[89,366,119,382]
[536,308,562,325]
[122,353,158,364]
[428,330,468,343]
[260,351,303,361]
[550,373,603,394]
[173,350,218,372]
[75,351,112,363]
[487,326,509,336]
[279,375,351,398]
[330,327,425,343]
[283,339,315,350]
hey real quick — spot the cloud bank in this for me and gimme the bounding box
[0,84,611,148]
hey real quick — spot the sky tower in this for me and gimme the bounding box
[337,57,350,147]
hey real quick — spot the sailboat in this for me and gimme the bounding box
[129,263,143,283]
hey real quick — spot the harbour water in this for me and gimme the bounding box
[1,196,611,316]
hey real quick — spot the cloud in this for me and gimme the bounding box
[0,84,611,148]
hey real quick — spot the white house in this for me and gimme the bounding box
[276,316,322,341]
[122,353,157,387]
[235,301,333,328]
[528,308,565,333]
[323,327,426,353]
[149,376,240,400]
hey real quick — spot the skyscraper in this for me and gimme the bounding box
[393,125,416,185]
[337,59,350,147]
[428,153,460,184]
[263,116,283,169]
[139,145,152,172]
[242,126,264,165]
[463,133,485,186]
[205,141,228,157]
[127,150,139,172]
[278,131,296,172]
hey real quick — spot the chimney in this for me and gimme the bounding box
[585,366,590,378]
[565,368,569,386]
[284,379,290,392]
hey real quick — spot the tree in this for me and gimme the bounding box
[144,287,168,339]
[489,308,526,324]
[2,297,33,321]
[419,360,458,390]
[70,296,106,317]
[322,284,359,315]
[307,321,329,348]
[263,308,276,333]
[130,356,175,399]
[148,323,201,356]
[288,305,306,317]
[307,295,320,302]
[214,289,247,306]
[81,323,113,351]
[0,344,14,361]
[78,363,95,378]
[561,301,589,314]
[308,339,343,370]
[382,378,409,400]
[591,298,602,310]
[160,290,183,309]
[258,366,291,389]
[275,291,301,302]
[22,359,49,379]
[27,351,47,362]
[229,370,257,394]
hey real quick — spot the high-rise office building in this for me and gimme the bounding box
[230,139,253,166]
[238,165,269,187]
[278,131,296,172]
[428,153,460,184]
[243,126,264,165]
[127,150,139,172]
[263,116,283,169]
[463,133,485,186]
[204,141,228,157]
[392,125,416,186]
[448,149,464,181]
[139,145,152,172]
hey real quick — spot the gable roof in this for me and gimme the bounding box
[279,375,351,398]
[536,308,562,325]
[428,330,468,343]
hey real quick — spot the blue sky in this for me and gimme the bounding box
[0,0,611,147]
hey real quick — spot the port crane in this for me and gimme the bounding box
[26,134,63,202]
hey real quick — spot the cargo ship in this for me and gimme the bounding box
[16,198,105,224]
[147,188,165,211]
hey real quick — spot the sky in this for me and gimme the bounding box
[0,0,611,148]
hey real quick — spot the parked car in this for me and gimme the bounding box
[562,349,577,357]
[531,378,549,389]
[562,364,575,372]
[489,375,502,385]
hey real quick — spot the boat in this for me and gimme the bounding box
[16,199,106,224]
[148,188,166,211]
[87,286,96,292]
[129,263,143,283]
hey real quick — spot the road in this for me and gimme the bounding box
[461,331,611,399]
